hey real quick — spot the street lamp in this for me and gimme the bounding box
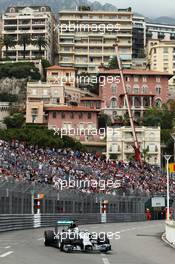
[171,133,175,162]
[164,154,172,221]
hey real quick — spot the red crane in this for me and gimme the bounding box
[113,43,142,166]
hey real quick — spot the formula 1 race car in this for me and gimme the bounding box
[44,220,111,253]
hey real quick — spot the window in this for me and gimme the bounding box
[88,112,91,119]
[52,111,56,119]
[149,133,155,141]
[32,89,37,95]
[143,76,147,82]
[111,83,117,94]
[125,76,130,82]
[41,7,46,12]
[156,77,160,83]
[63,123,72,130]
[155,98,162,108]
[31,108,38,116]
[142,85,148,94]
[79,123,84,130]
[134,76,139,82]
[133,85,139,94]
[70,112,74,119]
[79,112,83,119]
[156,86,161,94]
[126,85,131,93]
[163,47,169,53]
[110,98,117,108]
[43,89,48,96]
[61,112,65,118]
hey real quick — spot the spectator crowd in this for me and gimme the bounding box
[0,140,175,196]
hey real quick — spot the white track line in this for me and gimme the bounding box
[5,246,11,249]
[37,237,44,241]
[102,257,110,264]
[0,251,14,258]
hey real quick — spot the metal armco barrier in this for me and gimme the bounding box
[0,215,33,232]
[0,213,146,233]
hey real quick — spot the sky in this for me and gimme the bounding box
[100,0,175,18]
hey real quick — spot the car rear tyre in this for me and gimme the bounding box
[44,230,55,246]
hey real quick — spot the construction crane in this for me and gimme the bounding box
[113,43,142,166]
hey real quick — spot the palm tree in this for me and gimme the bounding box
[18,34,31,59]
[1,35,16,59]
[34,36,47,58]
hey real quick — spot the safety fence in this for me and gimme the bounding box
[0,176,147,215]
[0,176,148,232]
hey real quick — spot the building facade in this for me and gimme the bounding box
[26,81,64,124]
[58,8,133,74]
[148,40,175,86]
[146,22,175,42]
[99,67,171,119]
[106,126,161,165]
[46,105,101,145]
[132,16,146,58]
[0,102,10,122]
[1,6,56,63]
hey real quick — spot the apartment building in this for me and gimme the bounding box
[146,22,175,42]
[148,40,175,86]
[132,16,146,58]
[26,81,64,124]
[58,8,133,74]
[0,16,3,59]
[1,6,56,63]
[98,66,172,119]
[106,126,161,165]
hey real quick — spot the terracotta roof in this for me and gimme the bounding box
[45,106,100,112]
[47,65,76,71]
[98,68,173,77]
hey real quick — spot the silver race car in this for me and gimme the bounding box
[44,220,111,253]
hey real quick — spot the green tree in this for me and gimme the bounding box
[78,5,91,11]
[108,56,118,69]
[41,59,51,81]
[98,113,112,129]
[141,105,174,154]
[1,35,16,59]
[4,113,25,129]
[34,36,47,58]
[18,34,31,59]
[142,106,173,129]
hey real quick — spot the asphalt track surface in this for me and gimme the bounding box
[0,221,174,264]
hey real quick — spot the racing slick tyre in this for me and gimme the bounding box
[44,230,55,246]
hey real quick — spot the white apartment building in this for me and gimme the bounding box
[148,40,175,85]
[106,126,161,165]
[146,22,175,42]
[1,6,56,63]
[58,8,133,74]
